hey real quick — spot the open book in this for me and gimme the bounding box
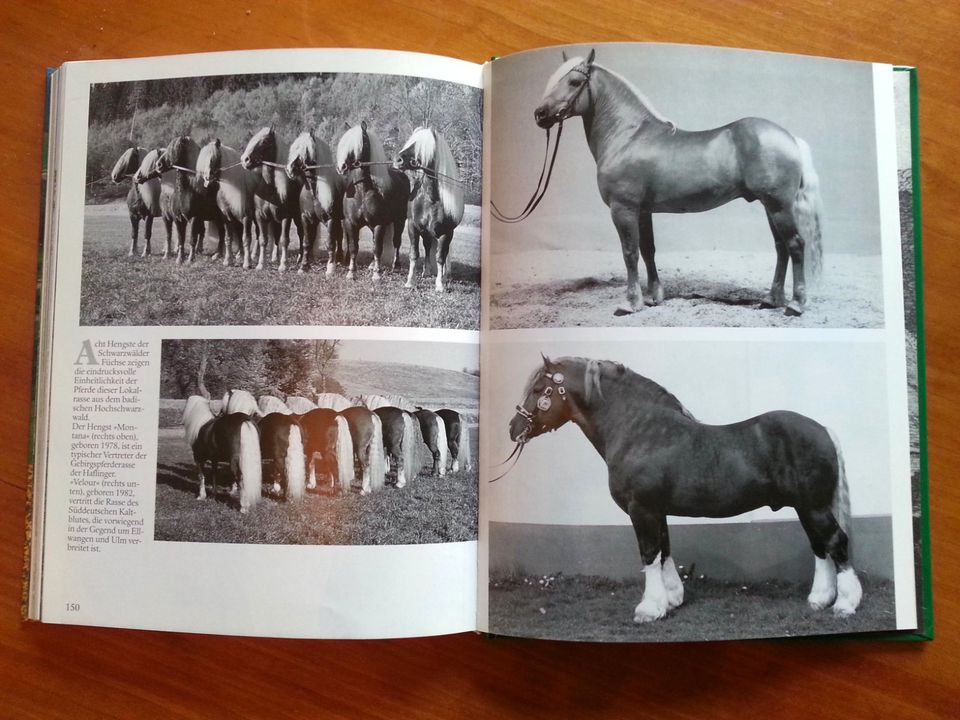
[26,44,930,642]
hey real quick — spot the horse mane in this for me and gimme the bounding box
[167,136,201,167]
[557,357,695,419]
[258,395,291,415]
[284,395,317,414]
[223,388,260,417]
[315,393,356,411]
[183,395,215,447]
[542,57,585,97]
[243,127,276,162]
[361,393,417,411]
[111,147,140,182]
[591,62,677,132]
[196,141,221,181]
[337,124,393,190]
[291,131,338,211]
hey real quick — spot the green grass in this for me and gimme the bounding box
[488,572,897,642]
[155,430,478,545]
[80,206,481,328]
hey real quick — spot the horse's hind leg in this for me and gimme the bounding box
[659,517,684,610]
[760,211,789,309]
[435,230,454,293]
[143,215,153,257]
[638,213,663,305]
[609,204,643,315]
[406,224,422,289]
[797,508,862,614]
[128,215,139,257]
[766,204,807,316]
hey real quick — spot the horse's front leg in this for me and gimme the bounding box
[391,217,403,272]
[143,215,154,257]
[435,230,454,293]
[278,218,291,272]
[405,223,422,289]
[299,216,316,273]
[162,217,173,259]
[128,215,139,257]
[174,218,187,265]
[194,457,207,500]
[242,216,253,270]
[370,223,389,281]
[660,516,684,610]
[344,222,358,280]
[609,204,643,315]
[326,219,341,277]
[628,501,669,622]
[638,213,663,305]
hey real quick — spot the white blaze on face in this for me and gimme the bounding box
[542,57,584,99]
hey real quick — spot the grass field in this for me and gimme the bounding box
[155,426,478,545]
[488,572,896,642]
[80,203,481,328]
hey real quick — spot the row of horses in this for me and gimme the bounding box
[111,122,464,291]
[183,389,474,513]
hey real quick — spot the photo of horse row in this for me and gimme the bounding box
[488,44,890,329]
[156,339,478,545]
[484,337,909,642]
[81,71,481,328]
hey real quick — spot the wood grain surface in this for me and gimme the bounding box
[1,1,957,717]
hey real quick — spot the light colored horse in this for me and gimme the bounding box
[533,50,823,316]
[284,395,318,415]
[111,147,164,257]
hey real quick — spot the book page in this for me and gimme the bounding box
[32,48,482,638]
[478,43,920,641]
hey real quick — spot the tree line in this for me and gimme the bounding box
[87,72,482,203]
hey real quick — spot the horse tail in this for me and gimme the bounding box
[401,411,418,486]
[435,414,449,477]
[368,413,386,492]
[334,415,355,493]
[238,420,262,513]
[795,137,823,285]
[459,415,473,472]
[826,427,850,536]
[285,423,306,501]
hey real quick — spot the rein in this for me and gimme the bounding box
[491,122,563,223]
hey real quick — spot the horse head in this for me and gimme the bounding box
[241,126,276,170]
[285,130,316,180]
[395,126,434,171]
[196,139,222,188]
[535,48,595,128]
[336,121,371,176]
[111,147,140,183]
[508,355,580,443]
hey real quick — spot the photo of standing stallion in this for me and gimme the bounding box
[527,50,823,316]
[506,355,862,623]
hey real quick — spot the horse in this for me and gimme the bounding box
[373,406,419,488]
[436,408,472,473]
[241,127,305,272]
[506,355,863,622]
[258,395,292,416]
[297,407,354,492]
[358,394,417,412]
[413,408,448,477]
[530,50,823,316]
[153,136,225,264]
[395,127,465,292]
[335,121,410,281]
[285,130,346,274]
[221,388,261,417]
[132,147,176,257]
[257,412,306,501]
[111,146,162,257]
[195,139,262,269]
[183,395,262,513]
[314,393,356,411]
[284,395,318,415]
[339,406,387,494]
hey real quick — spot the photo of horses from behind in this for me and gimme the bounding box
[336,121,410,281]
[373,406,419,488]
[183,395,262,513]
[298,407,354,492]
[395,127,465,292]
[241,126,305,272]
[436,408,472,473]
[526,49,823,316]
[413,408,448,477]
[506,355,862,622]
[339,406,386,494]
[285,131,345,274]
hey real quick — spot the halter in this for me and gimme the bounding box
[491,369,568,483]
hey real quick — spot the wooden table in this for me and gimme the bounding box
[1,1,956,717]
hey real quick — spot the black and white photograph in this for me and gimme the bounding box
[155,338,479,545]
[483,338,912,642]
[82,70,482,328]
[488,44,887,329]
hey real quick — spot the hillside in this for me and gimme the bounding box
[332,359,479,411]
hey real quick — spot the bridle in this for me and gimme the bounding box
[491,369,568,482]
[491,63,592,224]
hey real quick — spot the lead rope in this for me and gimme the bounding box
[490,121,563,223]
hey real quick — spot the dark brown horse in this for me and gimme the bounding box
[339,406,386,494]
[530,50,823,316]
[335,122,410,281]
[257,412,306,501]
[373,406,419,488]
[297,408,354,492]
[507,355,862,622]
[436,408,472,473]
[395,127,465,292]
[413,408,448,477]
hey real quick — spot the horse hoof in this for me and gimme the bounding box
[372,272,381,282]
[831,599,857,617]
[326,266,335,277]
[643,296,657,307]
[346,271,355,281]
[785,301,804,317]
[633,601,667,623]
[613,305,637,316]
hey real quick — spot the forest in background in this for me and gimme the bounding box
[87,72,482,203]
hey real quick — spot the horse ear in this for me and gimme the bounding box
[343,121,351,131]
[541,352,552,367]
[561,50,568,62]
[361,119,368,131]
[214,138,221,148]
[586,48,596,65]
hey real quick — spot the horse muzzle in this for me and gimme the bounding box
[509,412,533,443]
